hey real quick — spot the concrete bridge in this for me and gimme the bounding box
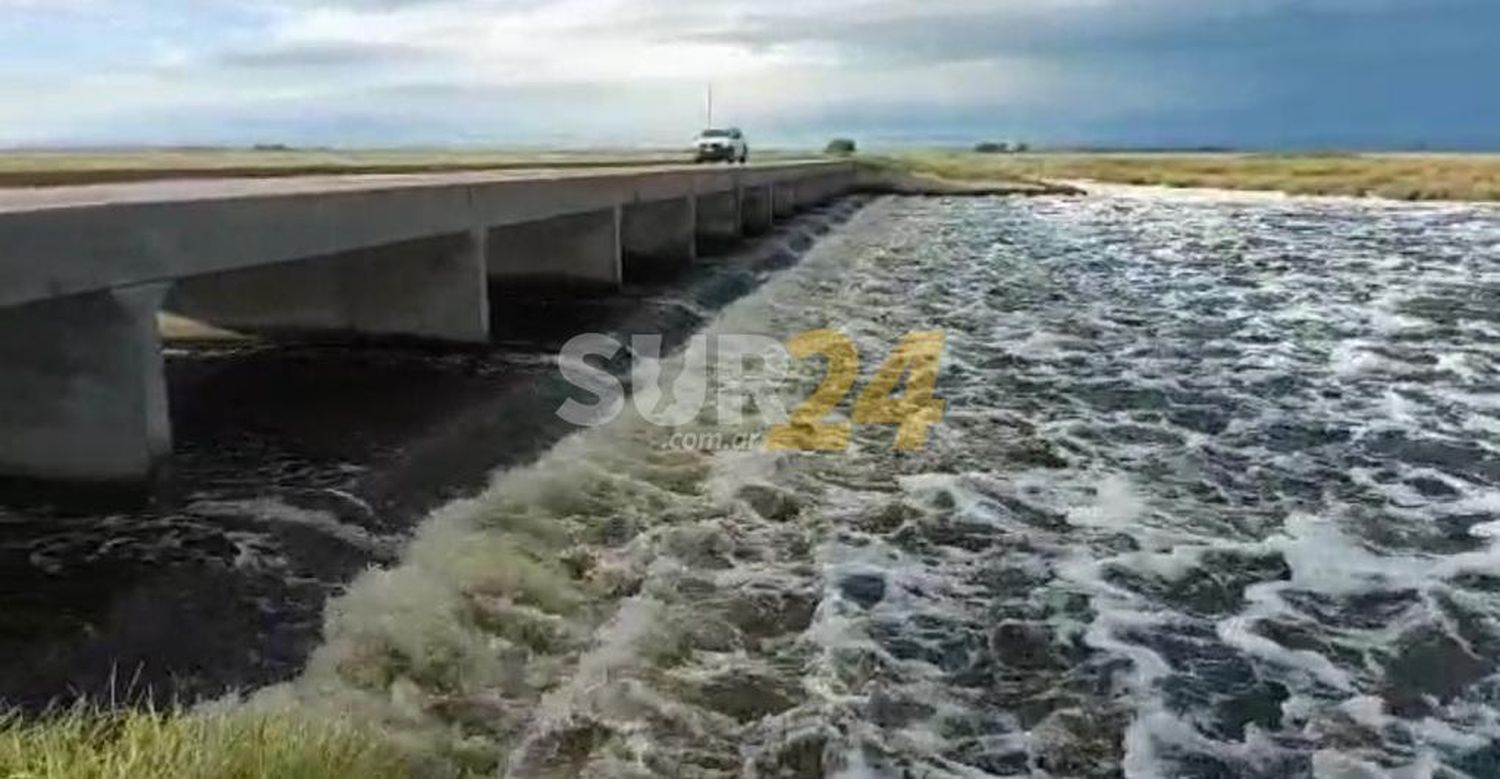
[0,161,855,487]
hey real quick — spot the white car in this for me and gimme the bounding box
[694,128,748,164]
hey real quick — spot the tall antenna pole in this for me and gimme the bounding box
[706,84,714,127]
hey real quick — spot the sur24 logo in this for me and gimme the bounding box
[556,329,946,452]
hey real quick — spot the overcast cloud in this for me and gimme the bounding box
[0,0,1494,148]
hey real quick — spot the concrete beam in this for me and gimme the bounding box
[0,284,170,484]
[695,189,742,253]
[621,196,696,282]
[741,185,774,236]
[167,229,491,343]
[488,207,622,290]
[772,184,798,219]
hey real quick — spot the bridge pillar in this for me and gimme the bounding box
[741,185,774,235]
[488,207,622,290]
[0,284,171,484]
[168,229,491,343]
[621,196,696,281]
[695,189,742,253]
[772,184,799,219]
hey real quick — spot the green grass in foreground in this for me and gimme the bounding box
[869,151,1500,201]
[0,704,408,779]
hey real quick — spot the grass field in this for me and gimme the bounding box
[869,152,1500,201]
[0,148,808,187]
[0,703,409,779]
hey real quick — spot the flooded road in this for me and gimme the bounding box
[7,188,1500,777]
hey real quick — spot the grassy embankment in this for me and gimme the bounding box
[0,704,407,779]
[868,152,1500,201]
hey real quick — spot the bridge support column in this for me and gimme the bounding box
[741,185,774,235]
[168,229,491,343]
[695,189,742,253]
[0,284,171,484]
[488,208,622,290]
[621,197,696,281]
[772,184,798,218]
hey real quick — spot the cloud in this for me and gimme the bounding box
[0,0,1493,148]
[215,40,440,69]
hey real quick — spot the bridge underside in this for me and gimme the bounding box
[0,166,856,487]
[167,229,492,343]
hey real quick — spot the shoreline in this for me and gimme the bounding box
[864,152,1500,203]
[1054,177,1500,207]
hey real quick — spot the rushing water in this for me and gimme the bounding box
[11,188,1500,777]
[241,190,1499,778]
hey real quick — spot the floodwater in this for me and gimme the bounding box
[8,189,1500,777]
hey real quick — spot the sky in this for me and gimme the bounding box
[0,0,1496,150]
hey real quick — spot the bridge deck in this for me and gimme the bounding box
[0,161,817,213]
[0,161,850,309]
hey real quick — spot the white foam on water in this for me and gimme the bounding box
[188,496,397,555]
[1071,474,1145,520]
[197,190,1500,777]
